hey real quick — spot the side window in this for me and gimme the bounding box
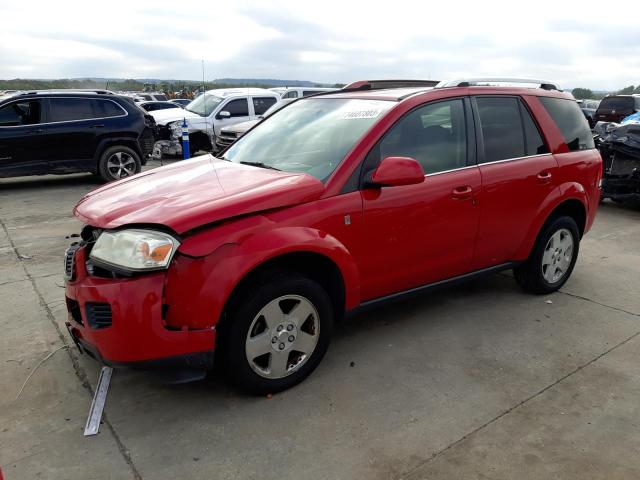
[378,99,467,174]
[519,102,550,156]
[221,98,249,118]
[283,91,298,99]
[0,100,41,126]
[303,90,324,97]
[539,97,595,151]
[92,99,126,118]
[476,97,526,163]
[252,97,277,115]
[49,98,95,122]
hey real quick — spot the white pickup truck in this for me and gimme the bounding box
[151,87,280,158]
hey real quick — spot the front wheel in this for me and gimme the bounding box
[514,216,580,294]
[98,145,141,182]
[222,273,334,395]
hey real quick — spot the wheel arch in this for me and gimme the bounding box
[515,193,587,260]
[223,250,347,325]
[94,137,143,169]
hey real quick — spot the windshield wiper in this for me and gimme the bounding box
[239,161,281,171]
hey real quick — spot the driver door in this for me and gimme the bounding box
[358,98,481,301]
[0,99,48,176]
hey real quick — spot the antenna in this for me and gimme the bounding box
[202,60,209,148]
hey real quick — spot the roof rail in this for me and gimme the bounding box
[18,89,116,96]
[436,78,561,91]
[342,79,440,92]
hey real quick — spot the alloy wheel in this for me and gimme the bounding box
[106,151,137,179]
[245,295,320,379]
[541,228,574,284]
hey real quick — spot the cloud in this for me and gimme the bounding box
[0,0,637,90]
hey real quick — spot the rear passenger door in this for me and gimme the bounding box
[470,96,557,270]
[45,97,103,169]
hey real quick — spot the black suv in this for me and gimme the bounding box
[0,90,156,182]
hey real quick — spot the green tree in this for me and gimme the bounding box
[617,85,635,95]
[572,88,594,99]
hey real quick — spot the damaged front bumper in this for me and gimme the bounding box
[64,246,215,381]
[152,139,183,160]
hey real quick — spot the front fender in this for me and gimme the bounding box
[165,225,360,330]
[514,183,588,260]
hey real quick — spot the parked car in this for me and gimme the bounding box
[151,88,280,157]
[132,92,168,102]
[270,86,338,99]
[64,78,601,394]
[139,100,183,112]
[594,115,640,203]
[215,98,296,151]
[579,99,600,128]
[169,99,191,107]
[594,95,640,123]
[0,90,156,181]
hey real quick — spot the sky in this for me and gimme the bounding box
[1,0,638,90]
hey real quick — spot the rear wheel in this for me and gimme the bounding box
[98,145,141,182]
[514,216,580,294]
[222,272,333,395]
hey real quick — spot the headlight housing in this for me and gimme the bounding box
[90,229,180,272]
[169,121,183,140]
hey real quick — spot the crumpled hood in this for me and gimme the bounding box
[74,156,325,234]
[150,107,201,126]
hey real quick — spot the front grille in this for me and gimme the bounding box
[64,243,81,281]
[157,124,171,141]
[66,297,83,325]
[85,303,113,329]
[220,131,237,139]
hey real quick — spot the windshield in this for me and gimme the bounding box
[223,98,393,181]
[186,94,222,116]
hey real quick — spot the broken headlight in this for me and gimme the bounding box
[90,229,179,272]
[168,121,183,141]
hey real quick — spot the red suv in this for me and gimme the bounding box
[64,79,602,393]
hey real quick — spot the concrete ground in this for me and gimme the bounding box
[1,162,639,480]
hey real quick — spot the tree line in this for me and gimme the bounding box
[0,78,345,96]
[572,85,640,100]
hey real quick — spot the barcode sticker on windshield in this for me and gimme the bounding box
[342,109,381,120]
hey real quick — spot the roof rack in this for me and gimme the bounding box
[18,89,115,96]
[342,79,440,92]
[436,78,561,91]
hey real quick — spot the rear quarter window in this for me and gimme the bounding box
[539,97,595,151]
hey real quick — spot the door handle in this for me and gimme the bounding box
[452,185,473,200]
[90,124,105,128]
[537,171,553,184]
[27,128,44,134]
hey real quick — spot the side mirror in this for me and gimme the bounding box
[218,111,231,119]
[370,156,425,187]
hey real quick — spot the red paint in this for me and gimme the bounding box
[66,85,601,366]
[371,156,425,186]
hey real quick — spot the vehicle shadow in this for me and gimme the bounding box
[0,173,101,191]
[111,271,519,401]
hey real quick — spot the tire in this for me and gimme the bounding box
[98,145,142,182]
[513,216,580,294]
[221,272,334,395]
